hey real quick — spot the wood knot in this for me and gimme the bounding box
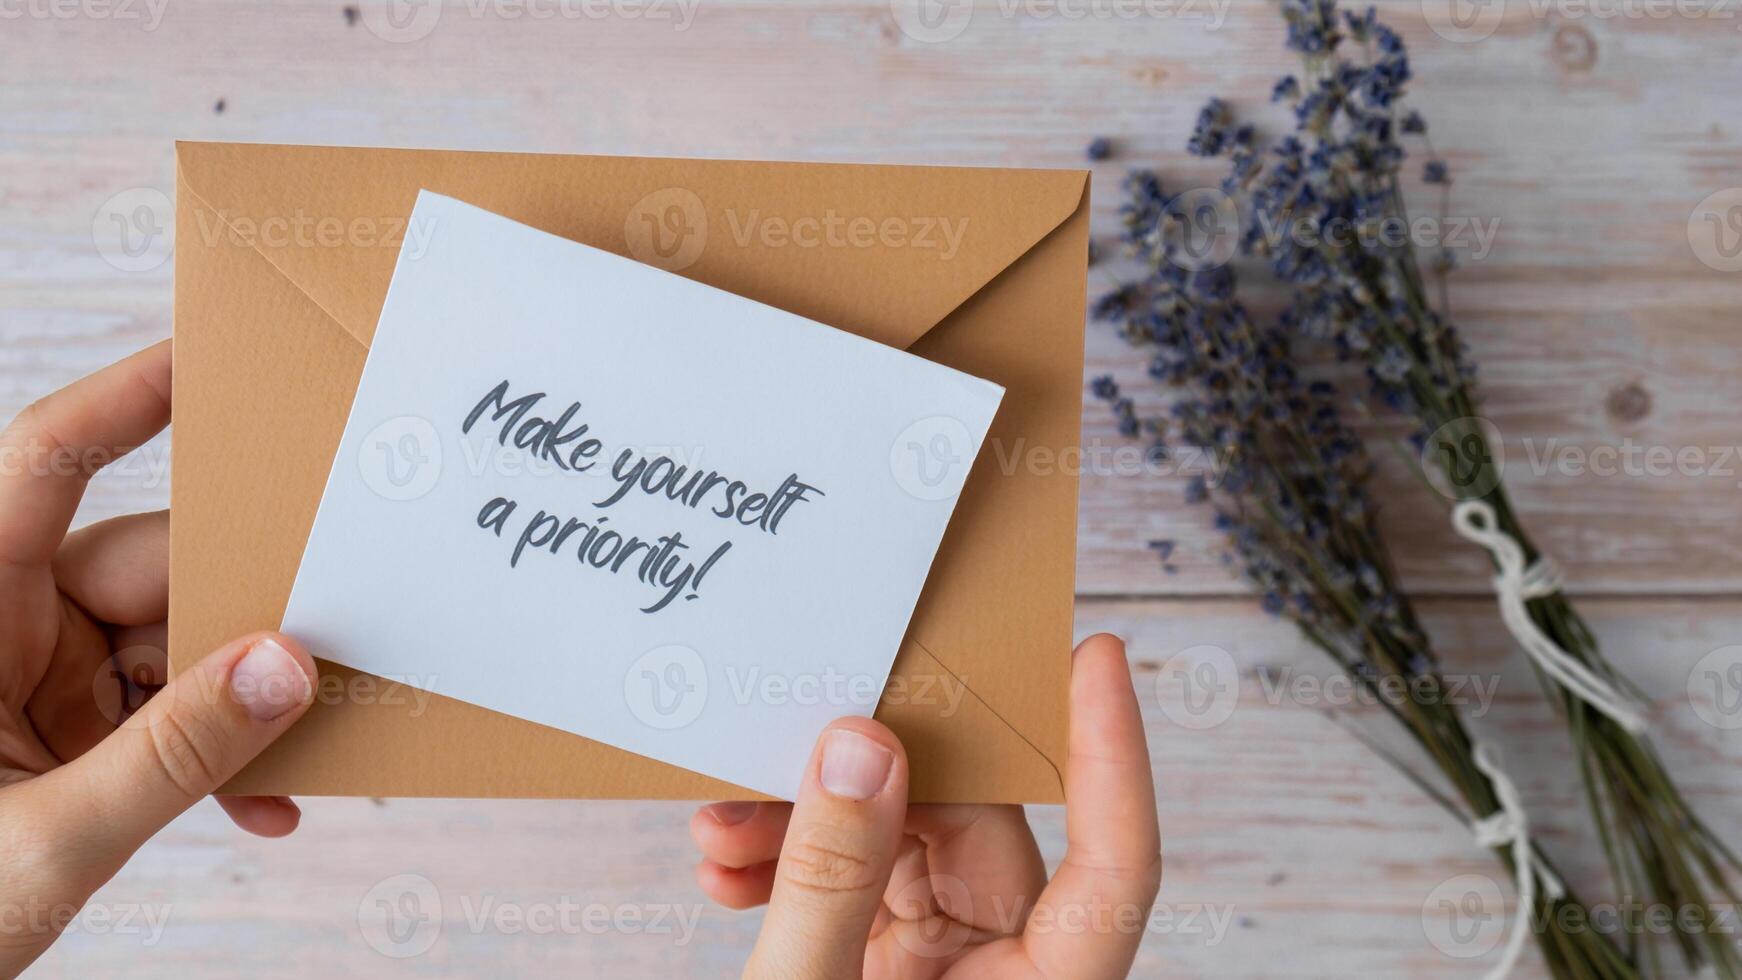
[1605,382,1651,423]
[1551,23,1597,71]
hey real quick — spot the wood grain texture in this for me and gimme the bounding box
[2,1,1740,977]
[25,598,1742,979]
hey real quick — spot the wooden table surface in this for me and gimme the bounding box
[4,1,1741,976]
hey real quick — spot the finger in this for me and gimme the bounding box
[24,619,167,767]
[0,341,171,574]
[217,795,303,838]
[12,630,316,886]
[110,623,168,688]
[695,859,778,911]
[746,719,908,980]
[888,805,1045,935]
[53,510,169,626]
[1023,633,1160,979]
[689,801,792,869]
[21,599,114,765]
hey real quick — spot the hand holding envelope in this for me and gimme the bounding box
[0,337,1154,977]
[170,143,1091,803]
[696,635,1161,980]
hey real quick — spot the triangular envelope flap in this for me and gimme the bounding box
[174,142,1087,352]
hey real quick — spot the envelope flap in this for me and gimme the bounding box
[174,142,1087,351]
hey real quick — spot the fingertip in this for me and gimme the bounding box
[217,795,302,838]
[819,716,906,760]
[253,631,318,685]
[690,802,792,870]
[1071,633,1139,703]
[811,719,906,803]
[688,803,750,850]
[224,632,318,724]
[696,859,776,911]
[1073,632,1127,661]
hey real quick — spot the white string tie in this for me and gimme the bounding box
[1450,499,1649,734]
[1470,742,1564,980]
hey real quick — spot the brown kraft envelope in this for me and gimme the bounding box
[169,142,1088,803]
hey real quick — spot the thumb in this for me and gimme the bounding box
[27,631,316,880]
[746,719,908,980]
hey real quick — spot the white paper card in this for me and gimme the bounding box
[281,192,1003,798]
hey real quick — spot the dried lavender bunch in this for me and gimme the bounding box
[1091,254,1633,978]
[1153,1,1739,974]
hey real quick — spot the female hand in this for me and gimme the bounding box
[690,633,1161,979]
[0,341,318,975]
